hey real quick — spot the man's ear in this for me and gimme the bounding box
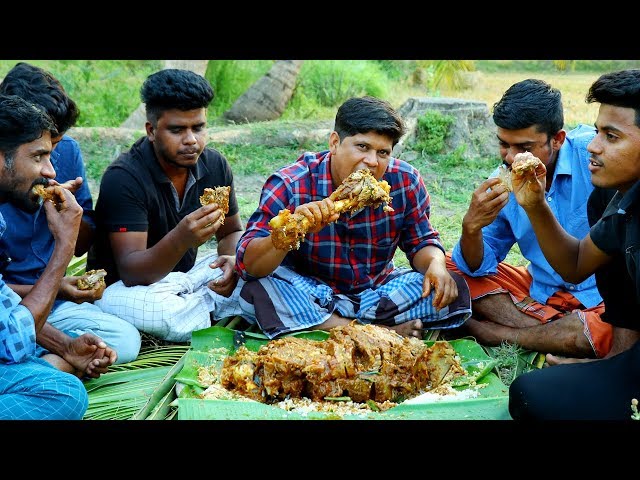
[145,121,155,141]
[329,131,340,154]
[552,129,567,149]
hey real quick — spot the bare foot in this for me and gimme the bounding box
[545,353,597,367]
[41,353,83,377]
[385,319,423,339]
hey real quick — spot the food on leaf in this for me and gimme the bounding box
[220,322,463,405]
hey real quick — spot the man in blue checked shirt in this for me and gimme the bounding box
[236,96,472,339]
[0,94,115,420]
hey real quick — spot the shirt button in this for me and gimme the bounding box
[547,196,552,202]
[569,286,575,290]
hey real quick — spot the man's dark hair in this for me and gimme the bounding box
[141,69,215,125]
[586,69,640,128]
[492,79,564,138]
[334,96,406,146]
[0,62,79,135]
[0,94,56,169]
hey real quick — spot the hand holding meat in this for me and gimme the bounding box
[176,202,226,249]
[269,169,394,251]
[199,186,231,224]
[510,152,548,210]
[77,269,107,291]
[59,275,106,303]
[42,186,83,254]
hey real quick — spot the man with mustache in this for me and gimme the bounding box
[88,69,244,342]
[0,94,115,419]
[0,62,141,366]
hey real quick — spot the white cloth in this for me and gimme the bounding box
[95,251,244,342]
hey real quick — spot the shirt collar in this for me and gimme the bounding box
[139,137,205,184]
[618,179,640,214]
[0,212,5,239]
[554,145,572,176]
[316,151,334,198]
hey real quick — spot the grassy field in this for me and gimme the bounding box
[439,71,602,129]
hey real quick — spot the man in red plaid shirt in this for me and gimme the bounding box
[235,96,471,339]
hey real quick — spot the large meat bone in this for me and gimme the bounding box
[269,169,394,251]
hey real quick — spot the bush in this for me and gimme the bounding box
[283,60,389,120]
[412,110,455,155]
[1,60,162,127]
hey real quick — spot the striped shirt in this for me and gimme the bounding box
[236,151,443,294]
[0,213,37,364]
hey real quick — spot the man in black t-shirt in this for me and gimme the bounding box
[88,69,244,342]
[508,69,640,420]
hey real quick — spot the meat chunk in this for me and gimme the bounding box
[199,186,231,224]
[269,169,393,251]
[220,322,462,404]
[76,269,107,290]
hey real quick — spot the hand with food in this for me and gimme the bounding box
[76,269,107,291]
[199,186,231,224]
[269,169,394,251]
[510,152,547,210]
[59,274,106,303]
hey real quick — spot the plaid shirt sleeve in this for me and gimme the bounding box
[236,172,291,281]
[0,278,37,364]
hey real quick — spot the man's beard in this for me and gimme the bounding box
[0,177,47,213]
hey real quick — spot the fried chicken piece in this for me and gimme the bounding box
[269,170,394,251]
[496,164,512,192]
[511,152,542,174]
[76,269,107,290]
[199,186,231,225]
[32,184,56,204]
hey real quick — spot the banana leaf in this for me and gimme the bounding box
[178,326,511,420]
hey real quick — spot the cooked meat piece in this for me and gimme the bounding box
[199,186,231,225]
[32,184,55,204]
[496,164,512,192]
[269,169,394,251]
[76,269,107,290]
[220,322,463,404]
[511,152,542,174]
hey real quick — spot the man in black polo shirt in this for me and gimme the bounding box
[88,69,244,342]
[507,69,640,420]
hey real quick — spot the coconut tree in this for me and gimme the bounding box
[222,60,304,124]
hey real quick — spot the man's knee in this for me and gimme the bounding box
[105,320,142,364]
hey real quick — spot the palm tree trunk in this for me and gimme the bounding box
[223,60,304,124]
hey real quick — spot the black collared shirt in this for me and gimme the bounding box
[590,181,640,327]
[587,187,638,329]
[88,137,238,285]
